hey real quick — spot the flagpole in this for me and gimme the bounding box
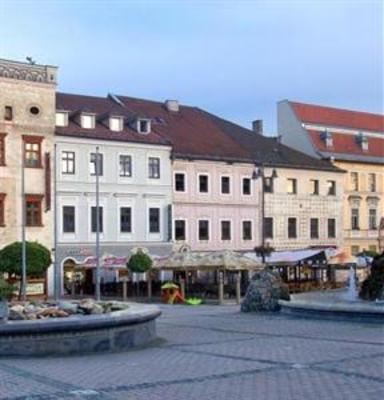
[21,142,27,301]
[95,146,101,301]
[53,144,59,301]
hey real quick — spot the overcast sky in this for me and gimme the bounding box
[0,0,382,134]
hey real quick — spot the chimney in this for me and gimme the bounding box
[165,99,179,112]
[252,119,263,134]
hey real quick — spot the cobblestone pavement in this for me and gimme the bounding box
[0,305,383,399]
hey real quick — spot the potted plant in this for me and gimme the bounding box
[0,278,15,321]
[127,250,153,297]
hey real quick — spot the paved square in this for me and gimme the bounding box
[0,305,383,399]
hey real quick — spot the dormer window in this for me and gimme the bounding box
[55,111,68,127]
[137,118,151,134]
[109,116,123,132]
[320,130,333,148]
[81,114,95,129]
[356,132,368,151]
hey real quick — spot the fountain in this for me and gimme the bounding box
[342,266,358,301]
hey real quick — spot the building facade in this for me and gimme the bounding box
[54,93,173,289]
[0,58,57,263]
[278,100,384,258]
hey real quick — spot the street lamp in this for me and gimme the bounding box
[252,165,278,264]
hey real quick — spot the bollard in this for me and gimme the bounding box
[236,272,241,305]
[123,280,128,301]
[218,271,224,305]
[147,274,152,300]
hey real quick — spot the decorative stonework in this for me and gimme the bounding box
[0,59,57,84]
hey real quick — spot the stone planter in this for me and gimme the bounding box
[0,301,8,322]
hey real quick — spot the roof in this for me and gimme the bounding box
[290,101,384,133]
[55,92,342,172]
[289,101,384,164]
[56,93,170,146]
[201,110,342,172]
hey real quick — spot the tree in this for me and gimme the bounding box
[127,250,153,273]
[0,241,52,278]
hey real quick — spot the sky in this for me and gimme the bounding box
[0,0,382,134]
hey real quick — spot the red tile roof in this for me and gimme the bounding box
[290,101,384,133]
[308,130,384,158]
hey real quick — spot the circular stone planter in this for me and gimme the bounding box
[0,302,161,357]
[279,290,384,323]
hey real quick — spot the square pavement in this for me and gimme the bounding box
[0,305,383,399]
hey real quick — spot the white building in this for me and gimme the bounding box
[55,93,173,291]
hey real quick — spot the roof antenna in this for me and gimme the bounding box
[26,56,36,65]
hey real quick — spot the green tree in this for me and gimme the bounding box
[0,241,52,278]
[127,250,153,273]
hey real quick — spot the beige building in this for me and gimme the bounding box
[278,100,384,259]
[0,58,57,256]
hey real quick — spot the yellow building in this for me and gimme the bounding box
[0,58,57,254]
[278,100,384,260]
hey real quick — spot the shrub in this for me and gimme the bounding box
[0,241,52,278]
[359,252,384,301]
[127,250,153,273]
[0,278,15,301]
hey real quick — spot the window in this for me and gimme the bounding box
[149,208,160,233]
[242,221,252,240]
[288,218,297,238]
[119,155,132,177]
[264,217,273,239]
[120,207,132,233]
[369,209,377,230]
[62,151,75,174]
[90,153,103,176]
[174,173,185,192]
[351,246,359,256]
[148,157,160,179]
[81,114,95,129]
[0,194,5,226]
[327,180,336,196]
[63,206,75,233]
[351,208,359,230]
[368,173,376,192]
[221,176,230,194]
[110,117,123,132]
[199,174,209,193]
[264,177,274,193]
[0,134,5,166]
[328,219,336,238]
[4,106,13,121]
[174,220,186,240]
[23,136,43,168]
[29,106,40,116]
[369,245,377,253]
[138,119,150,133]
[310,218,319,239]
[310,179,319,195]
[25,195,43,227]
[198,220,209,241]
[55,112,68,127]
[351,172,359,191]
[221,220,231,241]
[242,178,251,195]
[91,206,103,233]
[287,178,297,194]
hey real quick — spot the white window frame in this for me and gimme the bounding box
[220,175,232,195]
[89,150,105,180]
[174,171,187,193]
[197,173,210,195]
[81,113,95,129]
[148,156,161,180]
[89,204,105,240]
[241,219,253,241]
[109,116,123,132]
[118,153,134,179]
[147,206,162,239]
[137,118,151,134]
[219,219,233,242]
[197,218,211,242]
[173,218,188,242]
[241,176,252,196]
[55,111,68,127]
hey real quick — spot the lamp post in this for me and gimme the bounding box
[252,165,278,264]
